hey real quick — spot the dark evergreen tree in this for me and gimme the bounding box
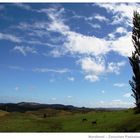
[129,11,140,109]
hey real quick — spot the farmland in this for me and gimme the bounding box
[0,106,139,132]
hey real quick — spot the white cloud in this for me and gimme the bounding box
[107,61,126,75]
[42,7,69,34]
[115,27,127,34]
[45,6,134,58]
[108,27,128,40]
[14,86,19,91]
[9,66,24,71]
[33,68,70,74]
[13,3,32,11]
[0,5,4,10]
[79,57,105,75]
[114,83,126,87]
[123,93,131,98]
[101,90,105,93]
[111,32,134,57]
[85,75,99,82]
[49,79,55,83]
[64,31,110,56]
[52,98,56,101]
[96,3,140,26]
[79,57,104,82]
[13,46,38,56]
[79,57,126,82]
[35,6,132,82]
[50,49,62,57]
[0,32,21,43]
[100,100,105,104]
[94,14,109,22]
[42,7,110,56]
[88,23,101,29]
[67,95,72,98]
[98,99,133,108]
[67,77,75,82]
[42,6,134,59]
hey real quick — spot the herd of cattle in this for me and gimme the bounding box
[82,118,97,125]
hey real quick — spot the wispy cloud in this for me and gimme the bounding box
[67,95,72,98]
[52,97,56,101]
[123,93,131,98]
[114,83,126,87]
[3,4,135,83]
[96,3,140,26]
[49,49,63,57]
[98,99,133,108]
[13,46,38,56]
[9,66,24,71]
[67,77,75,82]
[14,86,20,91]
[13,3,32,11]
[94,14,109,22]
[88,23,101,29]
[21,5,132,82]
[107,61,126,75]
[0,5,4,10]
[0,32,21,43]
[101,90,105,93]
[33,68,70,74]
[108,27,128,40]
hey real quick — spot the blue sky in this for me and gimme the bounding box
[0,3,140,108]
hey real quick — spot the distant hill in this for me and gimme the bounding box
[0,102,127,112]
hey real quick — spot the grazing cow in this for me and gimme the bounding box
[82,118,87,122]
[43,113,47,118]
[91,120,97,125]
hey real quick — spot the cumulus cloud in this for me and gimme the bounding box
[79,57,105,75]
[79,57,126,82]
[64,31,110,56]
[111,32,134,57]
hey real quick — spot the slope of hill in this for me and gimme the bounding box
[0,108,139,132]
[0,102,126,112]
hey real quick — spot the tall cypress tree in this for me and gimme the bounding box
[129,11,140,109]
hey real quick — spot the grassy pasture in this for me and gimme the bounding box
[0,109,140,132]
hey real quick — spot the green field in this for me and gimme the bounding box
[0,108,140,132]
